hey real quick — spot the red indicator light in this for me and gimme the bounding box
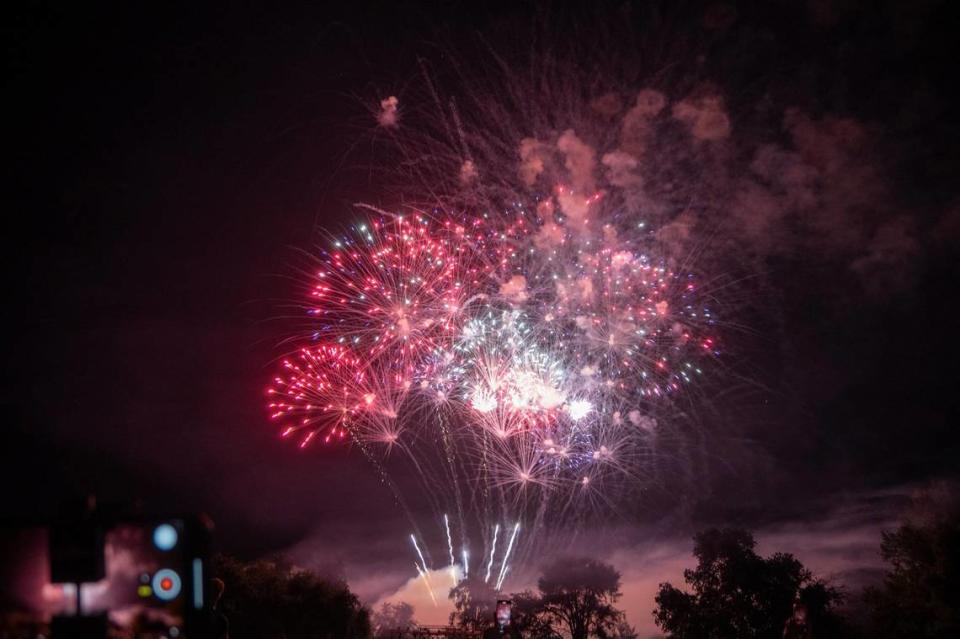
[160,577,173,591]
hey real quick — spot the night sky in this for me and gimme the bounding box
[4,1,960,632]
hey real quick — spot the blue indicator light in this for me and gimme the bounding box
[153,524,178,551]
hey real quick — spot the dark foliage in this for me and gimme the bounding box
[864,487,960,638]
[653,529,845,638]
[214,555,370,639]
[535,557,625,639]
[449,577,501,631]
[371,601,416,638]
[449,558,629,638]
[510,590,559,639]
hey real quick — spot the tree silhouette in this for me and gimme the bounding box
[536,557,624,639]
[608,618,639,639]
[653,529,844,639]
[214,554,370,639]
[371,601,416,638]
[864,484,960,638]
[510,590,559,639]
[449,577,501,631]
[448,561,628,638]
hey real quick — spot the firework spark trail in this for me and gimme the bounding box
[410,533,441,605]
[495,522,520,590]
[484,523,500,583]
[410,533,430,574]
[414,563,439,607]
[438,411,467,565]
[444,514,455,565]
[444,513,457,586]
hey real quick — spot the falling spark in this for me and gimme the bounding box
[444,514,456,566]
[414,563,438,607]
[495,522,520,590]
[410,534,430,574]
[410,534,439,606]
[444,514,457,586]
[485,524,500,583]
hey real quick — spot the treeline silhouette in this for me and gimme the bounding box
[214,555,370,638]
[215,487,959,639]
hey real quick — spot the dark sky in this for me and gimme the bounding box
[3,1,421,550]
[4,0,960,620]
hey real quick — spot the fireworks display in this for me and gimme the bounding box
[266,43,736,591]
[267,193,722,586]
[267,206,718,448]
[268,205,717,486]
